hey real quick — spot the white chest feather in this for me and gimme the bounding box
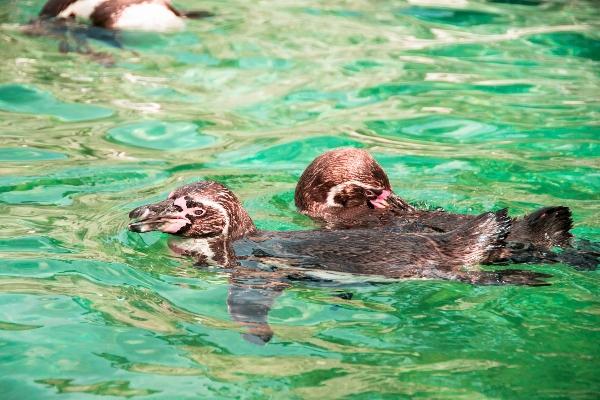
[170,238,218,265]
[113,3,185,31]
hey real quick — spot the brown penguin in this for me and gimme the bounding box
[294,148,599,270]
[295,148,575,245]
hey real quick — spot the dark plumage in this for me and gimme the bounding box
[129,180,553,344]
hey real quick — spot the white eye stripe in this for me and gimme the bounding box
[325,180,376,207]
[199,199,230,236]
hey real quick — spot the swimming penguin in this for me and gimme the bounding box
[38,0,213,31]
[128,180,552,344]
[295,148,575,243]
[294,148,599,270]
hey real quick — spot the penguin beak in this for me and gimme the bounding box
[128,199,190,234]
[385,191,414,212]
[369,190,391,209]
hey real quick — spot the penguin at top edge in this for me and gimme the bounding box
[38,0,213,31]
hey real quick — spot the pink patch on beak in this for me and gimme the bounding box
[160,197,192,232]
[370,190,391,209]
[162,218,190,233]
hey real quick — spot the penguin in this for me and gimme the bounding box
[295,148,573,245]
[38,0,213,31]
[294,148,599,271]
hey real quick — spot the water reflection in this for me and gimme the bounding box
[107,121,216,150]
[36,379,159,397]
[0,84,114,121]
[161,231,559,346]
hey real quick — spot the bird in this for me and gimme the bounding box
[128,180,552,344]
[38,0,213,31]
[25,0,213,65]
[294,148,599,271]
[295,148,572,243]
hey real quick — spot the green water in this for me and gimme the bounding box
[1,0,599,398]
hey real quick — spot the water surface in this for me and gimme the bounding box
[0,0,599,398]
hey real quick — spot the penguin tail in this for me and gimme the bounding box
[443,209,554,286]
[519,206,573,247]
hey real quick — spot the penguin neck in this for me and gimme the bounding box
[168,236,237,268]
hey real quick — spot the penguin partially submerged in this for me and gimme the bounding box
[294,148,600,271]
[128,180,552,344]
[295,148,572,244]
[38,0,213,31]
[26,1,213,65]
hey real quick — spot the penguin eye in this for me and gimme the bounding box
[194,209,206,216]
[365,190,375,197]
